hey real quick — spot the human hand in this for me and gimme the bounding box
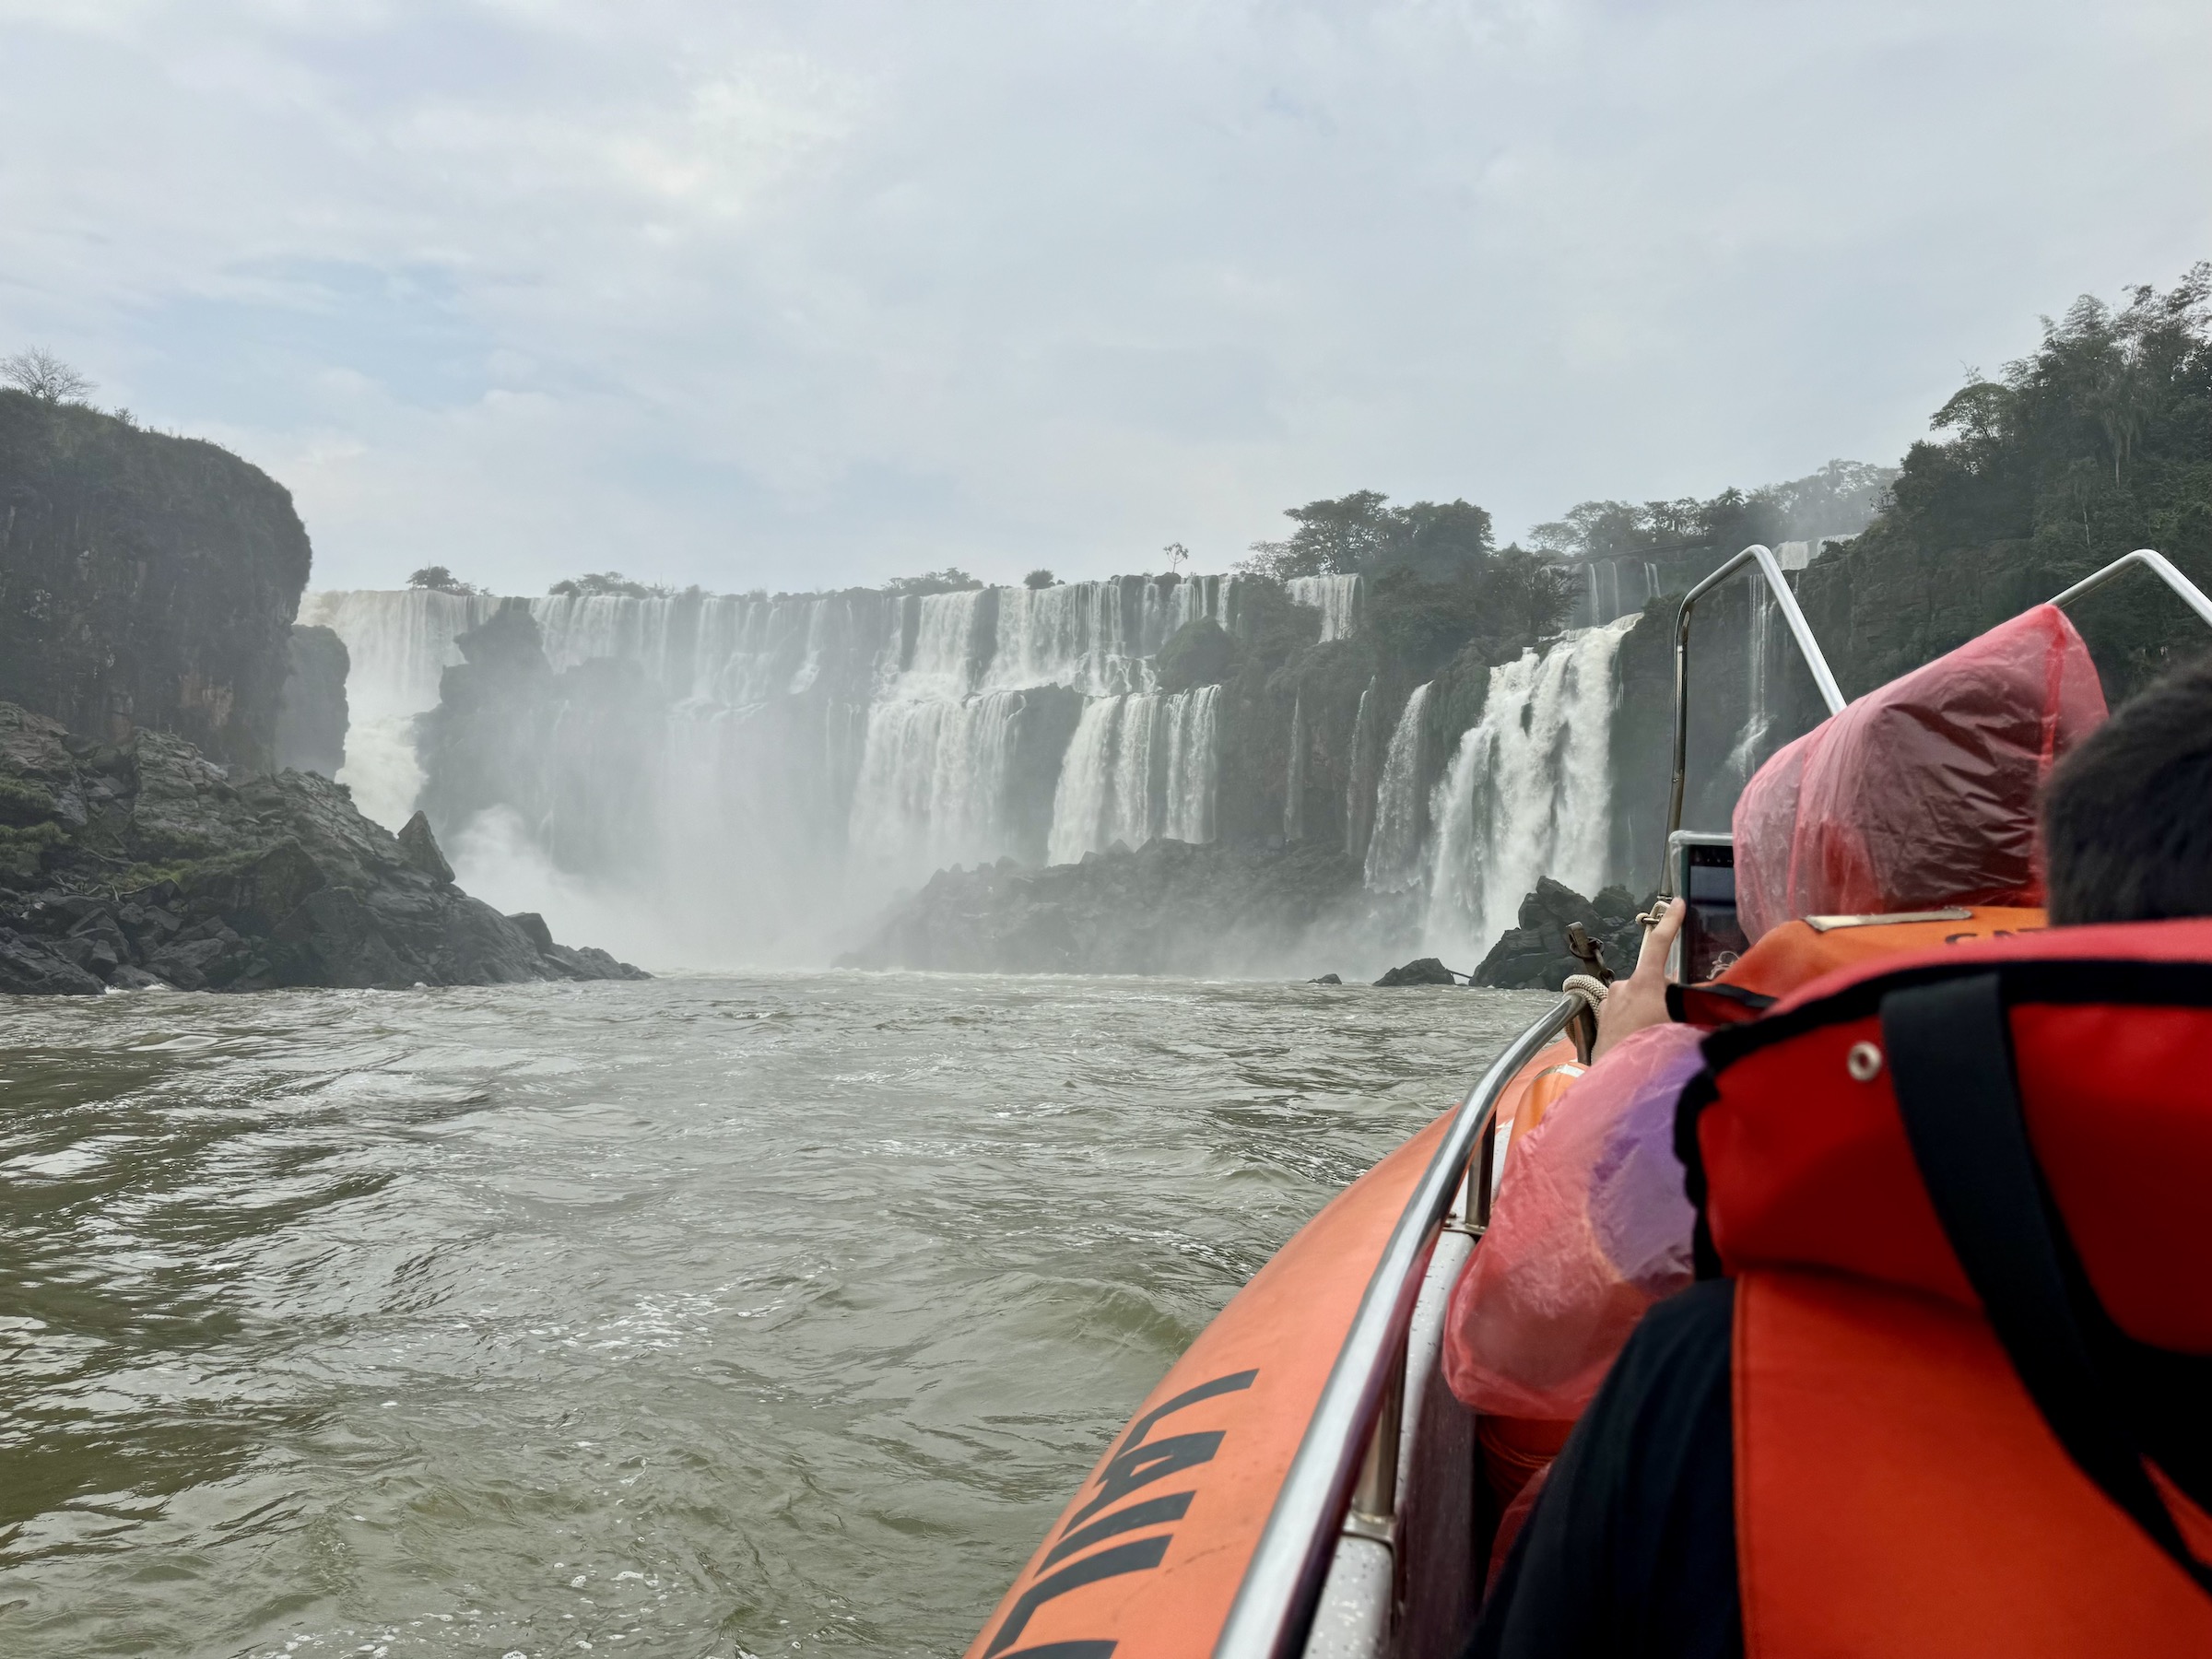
[1592,899,1686,1061]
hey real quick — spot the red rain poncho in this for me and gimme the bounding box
[1442,1022,1706,1420]
[1732,604,2107,942]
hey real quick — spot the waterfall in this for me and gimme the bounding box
[1574,557,1666,629]
[1422,617,1635,963]
[1344,679,1382,865]
[1725,575,1776,782]
[297,588,503,827]
[304,575,1234,962]
[1362,683,1430,892]
[1044,687,1218,864]
[1286,573,1363,641]
[848,688,1030,879]
[1283,693,1306,841]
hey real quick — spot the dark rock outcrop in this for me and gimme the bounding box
[0,701,646,995]
[1156,617,1233,692]
[275,624,348,777]
[1473,878,1651,991]
[841,837,1407,976]
[0,392,313,772]
[396,810,455,884]
[1372,957,1461,987]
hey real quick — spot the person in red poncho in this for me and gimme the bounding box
[1467,653,2212,1659]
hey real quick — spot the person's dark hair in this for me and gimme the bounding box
[2042,653,2212,925]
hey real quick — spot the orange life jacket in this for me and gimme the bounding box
[1673,904,2048,1027]
[1680,919,2212,1655]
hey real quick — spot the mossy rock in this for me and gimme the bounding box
[0,776,59,826]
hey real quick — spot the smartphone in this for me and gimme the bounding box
[1672,835,1750,983]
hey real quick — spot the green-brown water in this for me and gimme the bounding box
[0,973,1548,1658]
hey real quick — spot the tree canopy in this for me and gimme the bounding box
[1241,491,1495,582]
[1,347,94,405]
[882,567,984,597]
[1529,461,1898,562]
[548,571,665,598]
[408,565,481,595]
[1849,264,2212,689]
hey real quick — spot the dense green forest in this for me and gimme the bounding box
[1797,264,2212,703]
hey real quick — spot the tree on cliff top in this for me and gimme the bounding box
[2,347,93,405]
[1530,462,1898,561]
[882,567,983,596]
[408,565,482,595]
[1242,491,1494,582]
[547,571,665,598]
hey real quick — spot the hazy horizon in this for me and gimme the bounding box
[4,1,2206,595]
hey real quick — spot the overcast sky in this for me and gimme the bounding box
[3,1,2207,594]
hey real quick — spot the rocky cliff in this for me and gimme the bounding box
[0,701,644,995]
[0,392,312,771]
[275,624,348,777]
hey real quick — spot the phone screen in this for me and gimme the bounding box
[1681,843,1750,982]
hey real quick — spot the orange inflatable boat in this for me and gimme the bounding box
[961,547,2212,1659]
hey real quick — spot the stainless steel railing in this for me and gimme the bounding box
[2049,547,2212,630]
[1213,992,1584,1659]
[1657,545,1845,900]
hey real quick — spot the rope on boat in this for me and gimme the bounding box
[1561,973,1608,1014]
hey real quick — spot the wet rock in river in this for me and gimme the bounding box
[1373,957,1461,987]
[1473,877,1652,991]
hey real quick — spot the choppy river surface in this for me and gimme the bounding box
[0,973,1549,1659]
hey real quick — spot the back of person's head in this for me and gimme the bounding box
[2042,652,2212,925]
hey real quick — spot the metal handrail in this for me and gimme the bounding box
[1213,993,1584,1659]
[1657,546,1845,899]
[2049,547,2212,631]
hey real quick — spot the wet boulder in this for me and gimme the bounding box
[1474,878,1653,990]
[1373,957,1461,987]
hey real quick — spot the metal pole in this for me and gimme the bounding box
[2049,548,2212,631]
[1347,1345,1406,1526]
[1658,545,1844,900]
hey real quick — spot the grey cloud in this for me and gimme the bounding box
[0,0,2206,593]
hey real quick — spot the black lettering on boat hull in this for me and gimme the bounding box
[984,1538,1171,1657]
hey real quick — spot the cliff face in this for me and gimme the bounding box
[0,392,312,772]
[275,624,349,777]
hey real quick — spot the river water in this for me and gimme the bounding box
[0,974,1550,1659]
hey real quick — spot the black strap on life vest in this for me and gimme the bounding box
[1881,972,2212,1591]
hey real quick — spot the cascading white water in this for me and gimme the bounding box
[1283,693,1306,841]
[1724,575,1776,782]
[1343,680,1381,865]
[1362,683,1430,892]
[1286,574,1362,641]
[1045,687,1218,865]
[304,575,1233,962]
[297,589,503,827]
[982,575,1237,696]
[848,689,1030,878]
[1422,617,1636,964]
